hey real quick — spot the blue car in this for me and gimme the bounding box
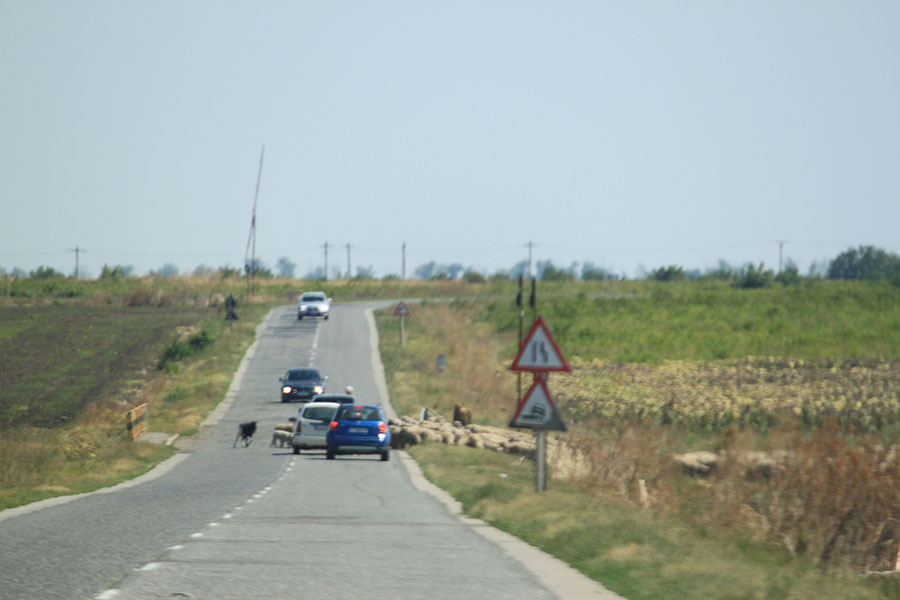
[326,404,391,461]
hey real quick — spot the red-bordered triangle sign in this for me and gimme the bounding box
[509,378,567,431]
[394,301,409,316]
[510,316,570,372]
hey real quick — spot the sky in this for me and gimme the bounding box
[1,0,898,280]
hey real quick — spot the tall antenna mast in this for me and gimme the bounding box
[245,144,265,295]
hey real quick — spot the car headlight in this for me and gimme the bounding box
[299,304,308,311]
[314,385,324,394]
[282,386,292,394]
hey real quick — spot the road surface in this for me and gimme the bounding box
[0,302,622,600]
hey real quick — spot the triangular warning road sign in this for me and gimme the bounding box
[394,301,409,316]
[510,316,570,372]
[509,378,567,431]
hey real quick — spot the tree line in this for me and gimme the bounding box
[3,245,899,286]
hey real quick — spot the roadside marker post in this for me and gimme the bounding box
[126,403,148,440]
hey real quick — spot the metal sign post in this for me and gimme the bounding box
[535,430,547,492]
[394,301,409,347]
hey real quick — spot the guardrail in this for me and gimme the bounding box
[126,403,147,439]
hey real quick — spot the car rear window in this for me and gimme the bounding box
[303,406,337,421]
[337,406,381,421]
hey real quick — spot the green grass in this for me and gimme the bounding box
[484,280,900,363]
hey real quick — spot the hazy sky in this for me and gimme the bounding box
[2,1,898,279]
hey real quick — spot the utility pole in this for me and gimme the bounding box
[401,242,406,280]
[322,242,329,281]
[777,240,786,273]
[345,243,352,279]
[526,241,535,278]
[69,246,84,278]
[245,144,265,296]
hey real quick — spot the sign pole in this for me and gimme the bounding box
[394,301,409,347]
[517,275,524,410]
[534,371,549,492]
[535,429,547,492]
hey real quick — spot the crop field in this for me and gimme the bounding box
[553,356,900,435]
[0,305,209,429]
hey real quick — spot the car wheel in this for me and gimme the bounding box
[380,449,390,462]
[325,315,329,320]
[292,447,300,455]
[326,448,336,460]
[297,315,303,320]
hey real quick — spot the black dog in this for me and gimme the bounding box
[233,421,258,447]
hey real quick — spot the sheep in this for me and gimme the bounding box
[274,422,294,433]
[453,404,472,426]
[270,429,293,448]
[390,425,421,449]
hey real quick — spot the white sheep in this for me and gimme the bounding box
[270,429,293,448]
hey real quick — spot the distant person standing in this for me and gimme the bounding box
[225,293,238,321]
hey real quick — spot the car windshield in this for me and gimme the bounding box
[337,406,381,421]
[303,406,337,421]
[287,369,319,380]
[302,294,325,302]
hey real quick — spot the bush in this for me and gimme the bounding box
[463,270,486,283]
[733,263,773,289]
[157,329,213,370]
[30,266,64,279]
[650,265,686,282]
[775,266,801,286]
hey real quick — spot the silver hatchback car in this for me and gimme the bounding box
[292,401,340,454]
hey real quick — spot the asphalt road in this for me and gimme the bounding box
[0,302,621,600]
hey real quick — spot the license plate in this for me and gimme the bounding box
[313,424,328,430]
[348,427,368,434]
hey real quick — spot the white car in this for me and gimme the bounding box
[292,401,340,453]
[297,291,330,320]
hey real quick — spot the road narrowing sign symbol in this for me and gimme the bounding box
[509,378,567,431]
[510,316,570,373]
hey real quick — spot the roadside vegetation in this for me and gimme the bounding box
[377,281,900,599]
[4,267,900,598]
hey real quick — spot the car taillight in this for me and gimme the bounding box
[296,422,301,433]
[378,422,386,434]
[330,421,338,431]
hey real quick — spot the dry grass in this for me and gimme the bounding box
[379,302,514,422]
